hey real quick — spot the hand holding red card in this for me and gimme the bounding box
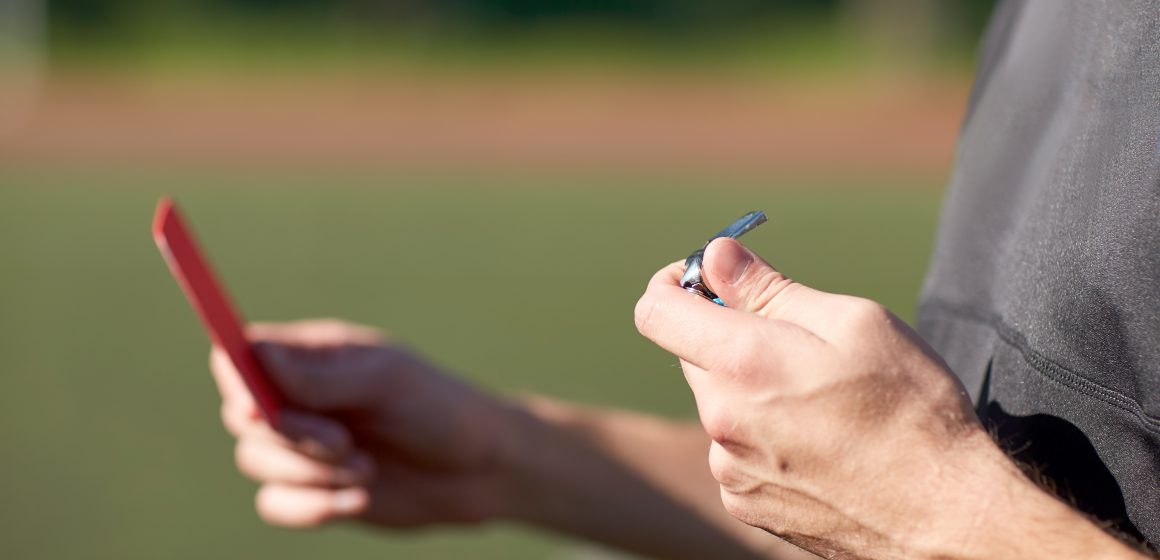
[153,198,283,427]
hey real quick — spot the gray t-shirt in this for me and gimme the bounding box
[916,0,1160,547]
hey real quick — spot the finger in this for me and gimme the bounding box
[211,346,257,411]
[247,320,384,349]
[276,410,356,462]
[633,262,760,369]
[679,357,733,407]
[213,347,264,437]
[236,438,375,487]
[222,408,357,463]
[679,358,723,435]
[708,439,741,489]
[254,341,403,412]
[248,320,390,411]
[634,262,808,371]
[701,237,838,334]
[221,400,259,439]
[255,484,369,528]
[216,348,358,461]
[678,358,756,449]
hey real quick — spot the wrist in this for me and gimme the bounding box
[912,429,1145,560]
[486,395,586,526]
[431,394,555,526]
[472,395,565,525]
[972,473,1145,559]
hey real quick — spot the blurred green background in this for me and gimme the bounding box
[1,1,990,558]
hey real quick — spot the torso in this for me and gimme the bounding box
[917,0,1160,545]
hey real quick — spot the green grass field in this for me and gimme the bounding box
[0,170,942,559]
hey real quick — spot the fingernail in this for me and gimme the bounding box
[332,488,367,514]
[725,242,754,285]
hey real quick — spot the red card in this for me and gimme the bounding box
[153,198,283,427]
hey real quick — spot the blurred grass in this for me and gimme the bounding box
[0,170,941,559]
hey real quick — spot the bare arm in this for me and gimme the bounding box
[501,400,1146,559]
[632,238,1150,559]
[213,320,810,559]
[496,397,815,560]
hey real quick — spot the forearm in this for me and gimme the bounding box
[988,486,1151,560]
[494,396,811,560]
[898,429,1149,560]
[485,395,1147,560]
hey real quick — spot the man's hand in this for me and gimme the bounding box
[212,320,515,529]
[211,319,811,559]
[634,237,1147,559]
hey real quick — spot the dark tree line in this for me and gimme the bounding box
[49,0,994,34]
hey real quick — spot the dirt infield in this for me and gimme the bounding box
[1,71,969,181]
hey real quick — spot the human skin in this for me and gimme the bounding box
[211,239,1149,559]
[213,321,813,559]
[632,237,1149,559]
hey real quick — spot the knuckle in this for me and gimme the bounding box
[282,414,353,461]
[707,442,737,486]
[747,270,796,315]
[303,465,338,487]
[633,294,657,336]
[313,319,350,340]
[701,404,745,447]
[702,417,730,444]
[255,487,328,528]
[254,488,287,525]
[234,440,257,477]
[318,318,384,344]
[712,329,767,381]
[299,456,347,486]
[846,297,891,330]
[306,318,348,331]
[306,426,352,461]
[220,405,243,437]
[254,490,280,525]
[290,318,347,340]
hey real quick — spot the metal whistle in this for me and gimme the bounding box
[680,210,767,306]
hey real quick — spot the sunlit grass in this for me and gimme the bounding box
[0,169,941,559]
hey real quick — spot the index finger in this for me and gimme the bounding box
[634,262,779,371]
[211,345,264,437]
[247,320,385,349]
[211,345,256,409]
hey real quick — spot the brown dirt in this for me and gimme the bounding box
[0,71,970,181]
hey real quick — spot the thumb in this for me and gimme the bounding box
[702,237,824,322]
[255,341,386,413]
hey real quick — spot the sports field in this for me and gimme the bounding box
[0,7,980,553]
[0,168,943,559]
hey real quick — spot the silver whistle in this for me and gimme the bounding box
[680,210,767,305]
